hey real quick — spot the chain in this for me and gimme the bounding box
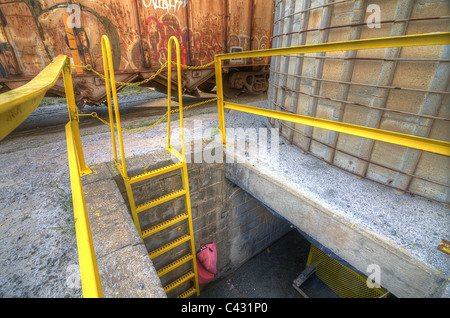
[71,60,215,87]
[72,61,168,87]
[78,97,218,133]
[73,59,217,132]
[178,60,216,70]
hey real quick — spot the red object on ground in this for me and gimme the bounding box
[196,259,215,284]
[197,243,217,274]
[196,243,217,284]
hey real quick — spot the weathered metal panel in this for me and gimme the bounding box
[269,0,450,203]
[0,0,274,104]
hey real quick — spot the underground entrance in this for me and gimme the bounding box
[111,145,294,298]
[81,138,394,298]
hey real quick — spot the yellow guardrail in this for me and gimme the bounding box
[62,56,102,298]
[214,32,450,156]
[65,122,103,298]
[0,56,66,141]
[0,55,102,297]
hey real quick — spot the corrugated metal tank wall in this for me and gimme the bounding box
[268,0,449,203]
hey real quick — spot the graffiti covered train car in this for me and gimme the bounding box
[0,0,274,110]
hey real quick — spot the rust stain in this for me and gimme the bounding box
[0,0,274,104]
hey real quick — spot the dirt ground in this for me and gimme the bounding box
[199,229,338,298]
[0,90,265,298]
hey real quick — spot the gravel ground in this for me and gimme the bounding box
[199,229,338,298]
[0,142,81,297]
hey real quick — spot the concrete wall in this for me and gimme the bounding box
[224,147,449,298]
[269,0,450,203]
[113,146,291,297]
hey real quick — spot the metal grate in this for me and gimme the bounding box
[307,244,389,298]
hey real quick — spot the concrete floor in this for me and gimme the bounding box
[198,229,338,298]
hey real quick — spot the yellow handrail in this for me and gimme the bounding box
[167,36,186,159]
[0,54,102,297]
[215,32,450,156]
[101,35,128,178]
[0,55,66,141]
[216,32,450,59]
[167,36,200,296]
[66,122,103,298]
[62,55,102,298]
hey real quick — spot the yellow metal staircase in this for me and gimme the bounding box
[100,35,200,297]
[124,152,200,298]
[125,154,199,297]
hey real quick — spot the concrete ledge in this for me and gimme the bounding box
[82,167,166,298]
[225,155,448,298]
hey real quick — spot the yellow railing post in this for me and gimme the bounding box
[62,58,92,176]
[66,123,103,298]
[167,36,186,155]
[214,32,450,156]
[167,35,200,296]
[61,56,102,297]
[100,35,142,236]
[214,55,227,146]
[101,35,128,179]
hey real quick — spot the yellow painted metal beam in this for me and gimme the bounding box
[62,58,92,176]
[0,55,67,141]
[216,33,450,156]
[66,123,103,298]
[216,32,450,60]
[224,102,450,156]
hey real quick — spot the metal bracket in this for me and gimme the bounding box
[292,265,316,298]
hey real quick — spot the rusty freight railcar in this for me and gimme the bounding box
[0,0,274,110]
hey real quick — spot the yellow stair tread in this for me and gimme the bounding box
[157,253,194,277]
[136,189,186,214]
[129,162,184,184]
[177,287,197,298]
[164,271,195,293]
[142,213,189,239]
[148,234,191,259]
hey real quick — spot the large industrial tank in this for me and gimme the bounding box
[0,0,274,109]
[268,0,449,203]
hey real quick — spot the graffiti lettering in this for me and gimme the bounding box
[143,0,188,13]
[145,14,222,66]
